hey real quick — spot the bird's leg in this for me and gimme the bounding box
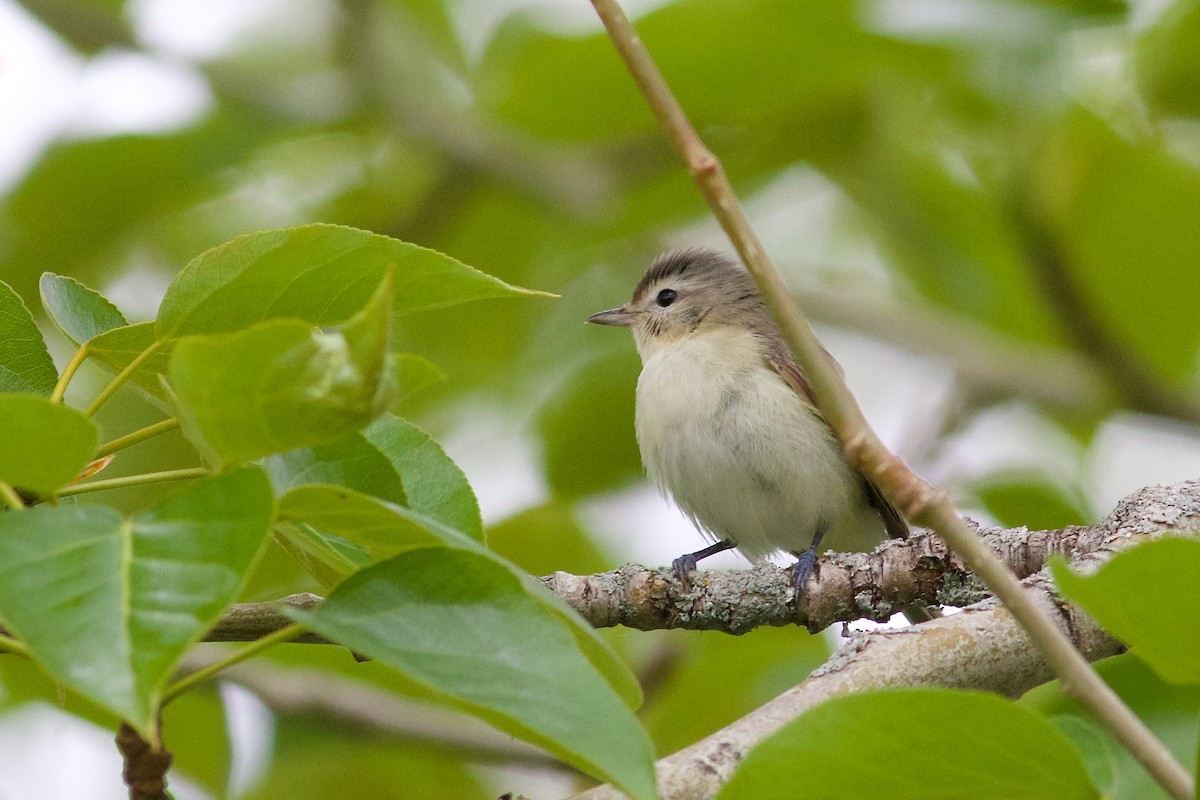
[671,538,735,592]
[789,522,828,597]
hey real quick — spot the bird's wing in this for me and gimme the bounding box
[763,338,911,541]
[860,475,911,540]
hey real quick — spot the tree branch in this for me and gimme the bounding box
[204,481,1186,642]
[202,522,1067,641]
[585,1,1193,796]
[570,479,1200,800]
[543,523,1089,634]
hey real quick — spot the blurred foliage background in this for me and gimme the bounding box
[2,0,1200,797]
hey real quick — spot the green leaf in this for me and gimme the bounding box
[0,280,57,395]
[278,486,458,560]
[267,415,482,541]
[168,272,393,469]
[360,415,482,541]
[277,488,642,710]
[267,435,409,507]
[272,519,375,589]
[387,352,446,407]
[39,273,128,345]
[0,394,98,494]
[1137,1,1200,118]
[973,472,1090,530]
[1053,538,1200,684]
[1049,112,1200,383]
[88,322,174,404]
[0,468,274,735]
[1049,715,1115,797]
[286,547,656,800]
[1022,654,1200,800]
[717,688,1098,800]
[156,223,549,338]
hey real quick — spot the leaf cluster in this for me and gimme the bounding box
[0,225,651,798]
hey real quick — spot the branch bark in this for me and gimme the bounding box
[570,479,1200,800]
[203,521,1072,642]
[585,1,1193,796]
[543,522,1086,634]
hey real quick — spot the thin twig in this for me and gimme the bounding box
[95,418,181,458]
[0,482,26,512]
[162,623,307,704]
[49,344,89,403]
[0,632,31,657]
[56,467,208,497]
[84,340,163,418]
[586,2,1192,797]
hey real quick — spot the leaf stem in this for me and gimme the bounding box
[95,418,181,458]
[50,345,90,403]
[84,339,163,418]
[162,622,308,704]
[0,482,25,511]
[57,467,208,497]
[587,2,1194,798]
[0,633,30,657]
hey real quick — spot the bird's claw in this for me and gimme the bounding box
[791,550,816,597]
[671,554,698,593]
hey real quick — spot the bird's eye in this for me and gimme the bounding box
[656,288,677,308]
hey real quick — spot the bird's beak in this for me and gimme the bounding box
[586,306,636,328]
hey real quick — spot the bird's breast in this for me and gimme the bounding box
[632,328,874,558]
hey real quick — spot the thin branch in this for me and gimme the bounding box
[586,2,1193,797]
[162,623,307,704]
[84,340,163,418]
[0,632,31,657]
[571,479,1200,800]
[95,418,181,459]
[205,593,335,644]
[50,344,89,403]
[56,467,208,497]
[0,482,26,512]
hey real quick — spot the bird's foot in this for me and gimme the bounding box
[790,549,817,596]
[671,554,699,593]
[669,539,736,594]
[789,523,826,602]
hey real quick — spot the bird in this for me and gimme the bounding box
[587,247,926,613]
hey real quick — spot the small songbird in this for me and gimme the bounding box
[587,248,912,596]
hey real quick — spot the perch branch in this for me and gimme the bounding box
[200,481,1191,641]
[586,1,1192,796]
[203,522,1064,641]
[571,480,1200,800]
